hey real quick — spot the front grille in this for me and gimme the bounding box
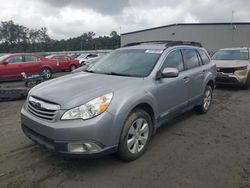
[27,96,59,121]
[217,67,235,73]
[216,77,238,84]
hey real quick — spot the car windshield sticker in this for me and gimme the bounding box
[145,50,163,54]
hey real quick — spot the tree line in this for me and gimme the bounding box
[0,20,121,53]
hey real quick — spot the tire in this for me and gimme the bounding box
[242,84,249,90]
[195,85,213,114]
[117,109,153,161]
[41,68,52,79]
[70,65,77,72]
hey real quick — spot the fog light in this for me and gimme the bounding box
[68,142,102,153]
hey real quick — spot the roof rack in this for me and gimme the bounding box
[122,40,202,48]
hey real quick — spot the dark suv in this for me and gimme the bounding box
[21,41,216,161]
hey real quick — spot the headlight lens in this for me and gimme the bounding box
[61,93,113,120]
[235,66,247,71]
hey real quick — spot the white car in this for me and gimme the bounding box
[77,53,100,66]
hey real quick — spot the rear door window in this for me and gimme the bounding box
[181,49,200,69]
[24,56,39,62]
[63,56,69,61]
[198,49,210,64]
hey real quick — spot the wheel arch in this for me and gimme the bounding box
[131,103,156,126]
[207,79,215,89]
[40,66,52,73]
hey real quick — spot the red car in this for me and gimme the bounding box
[0,53,60,80]
[46,54,80,71]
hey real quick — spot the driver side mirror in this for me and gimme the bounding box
[3,61,8,65]
[156,67,179,79]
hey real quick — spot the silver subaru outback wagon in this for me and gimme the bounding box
[21,41,216,161]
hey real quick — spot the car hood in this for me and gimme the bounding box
[29,72,143,109]
[212,60,250,68]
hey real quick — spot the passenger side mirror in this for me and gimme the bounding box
[156,68,179,79]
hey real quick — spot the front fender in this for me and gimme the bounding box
[106,89,159,144]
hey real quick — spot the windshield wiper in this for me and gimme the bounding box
[103,72,134,77]
[84,70,95,73]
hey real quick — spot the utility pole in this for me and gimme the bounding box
[231,10,235,43]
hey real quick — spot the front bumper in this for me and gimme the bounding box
[21,106,120,157]
[215,71,247,86]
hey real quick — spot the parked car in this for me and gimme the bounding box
[0,54,60,80]
[72,56,103,73]
[46,54,80,71]
[212,47,250,89]
[77,53,100,66]
[21,41,216,161]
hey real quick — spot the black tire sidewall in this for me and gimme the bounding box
[118,109,153,161]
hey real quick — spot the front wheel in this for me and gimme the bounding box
[70,64,77,72]
[117,109,153,161]
[41,68,52,79]
[195,85,213,114]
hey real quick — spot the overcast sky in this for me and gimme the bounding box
[0,0,249,39]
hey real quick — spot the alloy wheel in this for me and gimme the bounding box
[127,118,149,154]
[203,89,212,111]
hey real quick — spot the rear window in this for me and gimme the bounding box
[181,49,200,69]
[212,50,249,60]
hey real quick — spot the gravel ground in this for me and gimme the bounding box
[0,86,249,188]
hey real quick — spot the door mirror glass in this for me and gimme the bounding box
[161,67,179,78]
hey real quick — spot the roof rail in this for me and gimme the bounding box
[165,41,202,47]
[122,40,202,48]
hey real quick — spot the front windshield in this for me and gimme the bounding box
[212,50,249,60]
[0,54,11,61]
[88,49,162,77]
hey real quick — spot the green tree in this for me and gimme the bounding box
[0,20,121,53]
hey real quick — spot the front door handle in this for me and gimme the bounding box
[183,76,190,83]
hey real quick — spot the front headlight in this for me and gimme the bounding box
[235,66,247,71]
[61,93,113,120]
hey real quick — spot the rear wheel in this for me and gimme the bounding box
[70,64,77,72]
[195,85,213,114]
[117,109,153,161]
[41,68,52,79]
